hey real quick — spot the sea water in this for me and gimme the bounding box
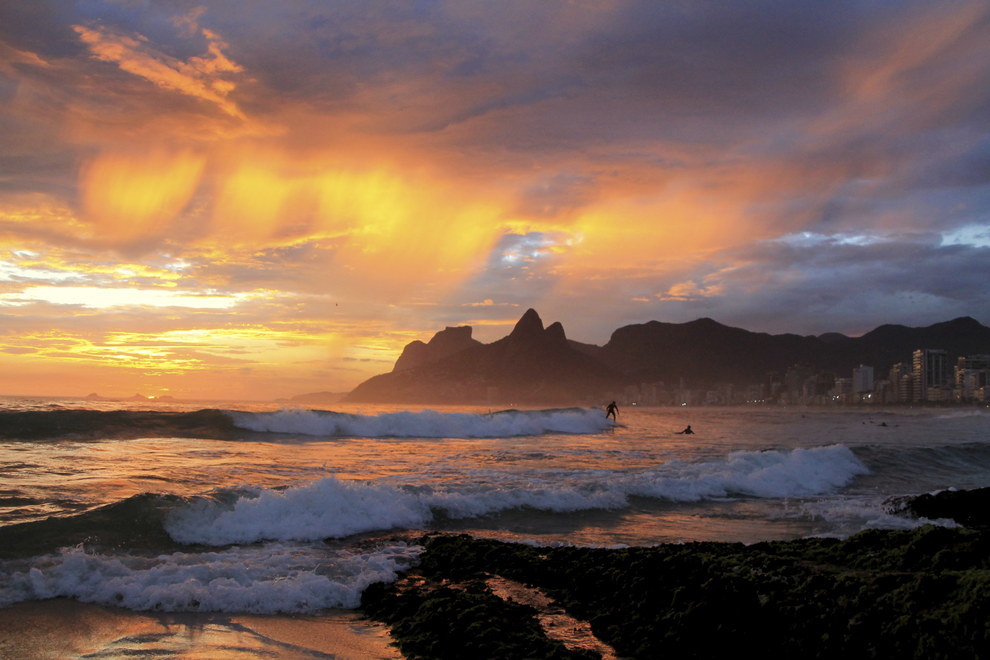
[1,397,988,616]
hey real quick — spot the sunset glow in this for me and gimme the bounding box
[1,1,988,399]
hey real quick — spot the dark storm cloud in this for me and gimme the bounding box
[666,235,990,335]
[575,2,852,114]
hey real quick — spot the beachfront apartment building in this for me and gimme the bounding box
[764,349,988,406]
[955,355,990,403]
[853,365,874,394]
[912,348,951,402]
[612,349,989,407]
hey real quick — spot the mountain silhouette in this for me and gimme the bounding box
[597,315,990,386]
[346,309,622,404]
[343,311,990,404]
[393,325,480,372]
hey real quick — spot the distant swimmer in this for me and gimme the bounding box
[677,425,694,435]
[605,401,618,421]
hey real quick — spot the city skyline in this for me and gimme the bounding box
[2,1,990,399]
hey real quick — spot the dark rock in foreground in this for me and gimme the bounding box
[893,487,990,528]
[362,575,591,659]
[363,526,990,659]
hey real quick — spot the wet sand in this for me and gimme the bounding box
[0,599,401,659]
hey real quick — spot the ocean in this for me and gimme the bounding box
[1,396,988,657]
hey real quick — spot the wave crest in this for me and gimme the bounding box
[0,542,418,612]
[164,445,870,546]
[228,407,613,438]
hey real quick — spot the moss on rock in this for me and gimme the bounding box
[363,525,990,659]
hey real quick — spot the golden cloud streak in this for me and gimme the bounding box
[72,23,245,119]
[81,149,206,242]
[205,151,501,295]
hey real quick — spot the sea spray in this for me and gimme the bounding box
[162,445,871,546]
[165,478,432,545]
[1,541,420,612]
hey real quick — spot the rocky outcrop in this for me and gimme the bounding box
[889,487,990,528]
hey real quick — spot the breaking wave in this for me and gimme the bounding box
[0,444,873,613]
[164,445,869,546]
[0,541,419,613]
[227,407,613,438]
[0,407,613,441]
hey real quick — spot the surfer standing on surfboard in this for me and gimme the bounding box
[605,401,618,421]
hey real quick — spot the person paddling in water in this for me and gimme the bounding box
[605,401,618,421]
[677,425,694,434]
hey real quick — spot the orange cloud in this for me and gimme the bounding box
[843,1,986,110]
[204,148,502,296]
[658,279,726,301]
[562,178,755,276]
[80,149,206,243]
[72,23,245,119]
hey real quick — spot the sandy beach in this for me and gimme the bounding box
[0,599,400,659]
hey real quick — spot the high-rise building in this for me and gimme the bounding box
[912,349,950,402]
[887,362,911,402]
[784,364,814,403]
[955,355,990,402]
[852,364,874,394]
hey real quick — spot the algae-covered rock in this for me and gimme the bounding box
[361,573,592,659]
[362,527,990,659]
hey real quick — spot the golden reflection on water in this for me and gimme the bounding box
[0,599,400,659]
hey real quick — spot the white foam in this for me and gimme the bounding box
[227,407,612,438]
[933,409,990,420]
[0,542,419,613]
[163,445,870,546]
[421,484,629,518]
[165,478,432,545]
[621,444,871,501]
[789,496,961,533]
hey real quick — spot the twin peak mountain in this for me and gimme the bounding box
[345,309,990,404]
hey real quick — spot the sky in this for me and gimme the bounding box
[1,0,989,400]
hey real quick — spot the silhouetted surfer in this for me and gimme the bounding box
[605,401,618,421]
[677,425,694,435]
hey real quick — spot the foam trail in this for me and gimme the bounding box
[227,407,612,438]
[0,542,419,612]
